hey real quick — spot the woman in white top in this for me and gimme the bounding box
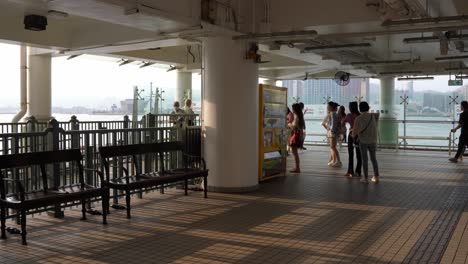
[322,102,342,167]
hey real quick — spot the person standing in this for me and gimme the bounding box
[353,102,379,184]
[170,101,186,127]
[449,101,468,163]
[322,102,342,167]
[289,103,305,173]
[184,99,195,126]
[342,102,362,178]
[338,105,347,143]
[299,102,307,150]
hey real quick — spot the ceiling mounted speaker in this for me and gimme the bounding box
[24,15,48,31]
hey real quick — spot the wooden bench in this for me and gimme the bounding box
[99,141,208,218]
[0,149,108,245]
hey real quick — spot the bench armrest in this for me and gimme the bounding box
[1,178,25,201]
[183,153,207,170]
[83,168,106,184]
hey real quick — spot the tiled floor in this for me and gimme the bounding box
[0,148,467,264]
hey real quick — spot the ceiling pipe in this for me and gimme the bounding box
[382,15,468,27]
[404,34,468,44]
[12,46,28,123]
[351,57,420,65]
[322,24,468,39]
[435,55,468,61]
[301,43,372,52]
[232,30,318,42]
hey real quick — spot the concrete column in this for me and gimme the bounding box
[176,72,192,104]
[27,51,52,121]
[203,37,259,192]
[379,77,398,145]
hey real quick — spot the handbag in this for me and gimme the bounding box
[354,115,373,146]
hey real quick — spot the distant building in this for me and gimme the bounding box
[423,92,450,113]
[282,78,369,105]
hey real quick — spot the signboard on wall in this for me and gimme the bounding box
[448,79,463,86]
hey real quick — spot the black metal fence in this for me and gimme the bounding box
[0,115,202,197]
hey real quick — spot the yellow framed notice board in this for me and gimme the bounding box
[258,84,288,182]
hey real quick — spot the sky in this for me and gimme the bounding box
[0,43,201,109]
[0,43,462,109]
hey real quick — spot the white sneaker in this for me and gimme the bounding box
[328,161,334,166]
[371,176,379,184]
[332,161,342,168]
[360,177,369,184]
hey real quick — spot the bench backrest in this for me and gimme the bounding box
[0,149,83,169]
[99,142,185,179]
[0,149,84,193]
[99,142,184,159]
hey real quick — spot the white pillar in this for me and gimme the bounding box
[12,46,28,123]
[176,72,192,104]
[203,37,259,192]
[26,51,52,121]
[380,77,395,117]
[379,77,398,145]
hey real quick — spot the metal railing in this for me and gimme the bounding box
[0,115,202,199]
[304,118,459,152]
[0,114,201,134]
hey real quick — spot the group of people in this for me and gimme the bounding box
[170,99,195,127]
[288,101,380,184]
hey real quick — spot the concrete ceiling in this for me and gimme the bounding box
[0,0,467,79]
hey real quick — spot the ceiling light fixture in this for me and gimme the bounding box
[379,70,422,75]
[118,59,133,66]
[167,65,178,72]
[67,54,81,60]
[139,62,154,68]
[397,76,434,81]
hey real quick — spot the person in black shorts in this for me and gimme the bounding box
[450,101,468,163]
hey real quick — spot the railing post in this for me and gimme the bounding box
[48,119,64,218]
[70,115,80,149]
[123,115,130,145]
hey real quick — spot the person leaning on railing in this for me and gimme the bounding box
[449,100,468,163]
[184,99,195,126]
[170,101,186,128]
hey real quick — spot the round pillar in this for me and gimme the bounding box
[27,51,52,121]
[176,72,192,104]
[203,37,259,192]
[379,77,398,145]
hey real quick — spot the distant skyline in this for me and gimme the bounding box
[0,43,463,109]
